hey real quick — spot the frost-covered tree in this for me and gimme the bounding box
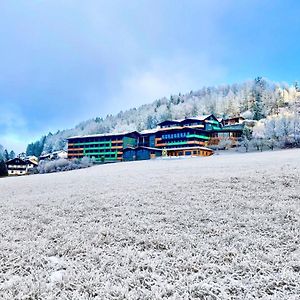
[9,151,15,159]
[275,113,293,145]
[252,112,300,148]
[252,77,266,120]
[239,126,252,152]
[3,149,9,161]
[38,157,93,173]
[218,138,232,150]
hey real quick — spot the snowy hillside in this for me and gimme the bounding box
[26,77,300,156]
[0,150,300,299]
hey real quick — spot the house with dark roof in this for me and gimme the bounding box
[6,158,38,176]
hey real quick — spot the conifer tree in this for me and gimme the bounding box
[9,150,16,159]
[0,160,7,177]
[3,149,9,161]
[252,77,266,120]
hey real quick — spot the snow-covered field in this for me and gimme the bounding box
[0,149,300,299]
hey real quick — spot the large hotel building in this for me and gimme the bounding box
[67,115,244,162]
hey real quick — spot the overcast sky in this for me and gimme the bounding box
[1,0,300,152]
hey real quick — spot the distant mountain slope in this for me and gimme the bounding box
[26,77,300,156]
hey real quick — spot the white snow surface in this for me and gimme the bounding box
[0,149,300,299]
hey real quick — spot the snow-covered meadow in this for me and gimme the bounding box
[0,150,300,299]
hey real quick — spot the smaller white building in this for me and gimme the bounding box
[39,150,67,161]
[6,158,38,176]
[52,150,68,160]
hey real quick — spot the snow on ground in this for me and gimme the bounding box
[0,149,299,299]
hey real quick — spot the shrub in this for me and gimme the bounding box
[38,157,93,174]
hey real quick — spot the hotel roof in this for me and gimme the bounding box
[157,114,214,125]
[67,131,139,140]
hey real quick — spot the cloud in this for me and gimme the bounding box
[0,105,31,152]
[0,134,27,154]
[111,54,227,110]
[0,106,26,130]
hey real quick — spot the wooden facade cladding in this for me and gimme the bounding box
[68,147,84,151]
[167,148,213,157]
[111,140,123,144]
[187,141,206,145]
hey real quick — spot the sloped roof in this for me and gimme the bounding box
[68,131,139,140]
[139,128,159,135]
[6,158,27,165]
[25,159,38,166]
[221,124,244,131]
[157,126,207,133]
[157,114,213,125]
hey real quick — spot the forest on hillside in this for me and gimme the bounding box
[26,77,300,156]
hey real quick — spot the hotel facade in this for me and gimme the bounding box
[67,115,244,162]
